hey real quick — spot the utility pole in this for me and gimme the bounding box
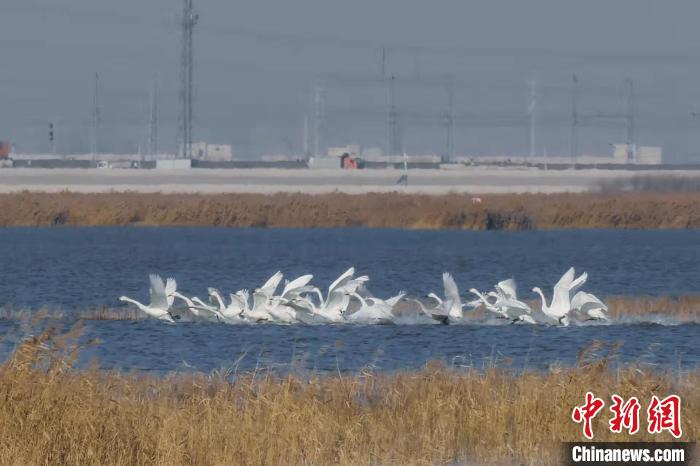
[380,47,386,80]
[178,0,198,159]
[313,85,323,157]
[49,122,55,155]
[625,78,636,163]
[442,79,454,163]
[148,79,159,158]
[388,74,401,155]
[570,74,578,166]
[302,114,310,158]
[528,80,537,159]
[91,72,100,160]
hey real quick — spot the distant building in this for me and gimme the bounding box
[192,142,234,161]
[260,154,301,162]
[612,144,663,165]
[361,146,384,159]
[461,144,664,166]
[327,144,361,158]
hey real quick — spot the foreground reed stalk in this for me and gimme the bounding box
[0,328,697,465]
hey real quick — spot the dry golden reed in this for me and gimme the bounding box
[0,328,697,465]
[0,191,699,229]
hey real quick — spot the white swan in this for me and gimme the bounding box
[408,298,450,324]
[264,296,300,324]
[249,287,296,324]
[235,289,271,322]
[119,274,179,322]
[571,291,609,321]
[247,271,303,323]
[279,274,314,300]
[170,291,223,322]
[513,314,538,324]
[470,279,532,322]
[298,267,368,322]
[255,271,284,300]
[345,291,404,324]
[424,272,464,323]
[207,288,248,323]
[467,288,498,311]
[532,267,588,326]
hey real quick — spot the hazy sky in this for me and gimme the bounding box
[3,0,700,161]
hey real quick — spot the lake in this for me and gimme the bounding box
[0,228,698,373]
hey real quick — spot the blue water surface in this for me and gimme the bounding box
[0,227,697,373]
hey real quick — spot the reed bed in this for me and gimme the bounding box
[605,295,700,322]
[1,191,699,230]
[0,328,697,465]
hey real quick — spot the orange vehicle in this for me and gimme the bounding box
[340,152,365,169]
[0,141,9,160]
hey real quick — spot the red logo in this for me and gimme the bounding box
[609,395,640,435]
[572,392,606,439]
[647,395,682,438]
[572,393,682,439]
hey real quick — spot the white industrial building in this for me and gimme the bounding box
[191,142,234,161]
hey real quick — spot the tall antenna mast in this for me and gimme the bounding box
[442,78,454,163]
[302,114,310,158]
[625,78,636,163]
[388,74,401,155]
[313,84,323,157]
[528,80,537,159]
[91,72,100,160]
[148,79,159,158]
[49,122,56,155]
[570,74,578,165]
[380,47,386,79]
[178,0,198,159]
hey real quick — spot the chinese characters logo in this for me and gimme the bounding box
[571,392,681,439]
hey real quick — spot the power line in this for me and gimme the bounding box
[211,25,700,64]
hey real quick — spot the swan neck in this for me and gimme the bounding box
[314,288,325,306]
[172,292,193,307]
[211,292,225,310]
[121,296,145,310]
[534,288,548,310]
[352,293,367,307]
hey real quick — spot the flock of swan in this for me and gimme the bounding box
[119,266,609,326]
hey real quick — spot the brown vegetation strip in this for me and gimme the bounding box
[1,330,698,465]
[0,191,699,229]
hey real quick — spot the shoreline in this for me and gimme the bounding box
[0,191,699,230]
